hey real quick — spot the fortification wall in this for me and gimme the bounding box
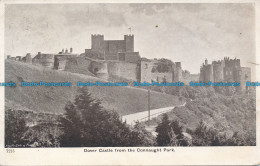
[240,67,251,91]
[224,67,234,81]
[118,52,140,63]
[203,65,214,82]
[151,72,172,82]
[32,54,55,68]
[105,55,118,61]
[190,74,200,82]
[55,57,67,70]
[140,61,153,82]
[89,61,108,76]
[213,63,224,82]
[107,61,138,81]
[64,57,95,77]
[125,52,140,63]
[199,67,204,82]
[181,71,193,84]
[175,67,182,82]
[25,53,32,64]
[104,40,126,55]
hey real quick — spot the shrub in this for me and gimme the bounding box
[5,109,29,147]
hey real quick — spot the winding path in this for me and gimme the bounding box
[122,102,186,126]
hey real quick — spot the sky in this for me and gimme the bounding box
[5,3,255,74]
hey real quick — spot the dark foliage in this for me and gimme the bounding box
[5,109,28,147]
[131,122,156,146]
[190,121,256,146]
[59,88,154,147]
[155,114,187,146]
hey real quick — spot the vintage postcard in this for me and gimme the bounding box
[0,0,259,165]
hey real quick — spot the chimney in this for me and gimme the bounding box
[65,49,68,53]
[205,59,208,65]
[38,52,41,55]
[62,49,64,53]
[70,48,73,53]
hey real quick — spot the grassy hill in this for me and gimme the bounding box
[5,60,183,115]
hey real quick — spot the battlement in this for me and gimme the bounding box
[224,57,240,67]
[91,34,104,37]
[175,62,181,68]
[224,57,240,61]
[124,34,134,37]
[212,60,224,65]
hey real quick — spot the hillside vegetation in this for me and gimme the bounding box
[145,86,256,145]
[5,60,182,115]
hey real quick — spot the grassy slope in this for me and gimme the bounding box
[5,60,183,115]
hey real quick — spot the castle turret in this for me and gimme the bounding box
[25,53,32,64]
[205,59,208,65]
[91,34,104,52]
[213,62,224,82]
[175,62,181,68]
[124,34,134,52]
[174,62,182,81]
[199,66,204,82]
[203,64,214,82]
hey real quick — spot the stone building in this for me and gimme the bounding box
[22,53,32,64]
[140,59,183,83]
[32,48,78,69]
[26,34,189,83]
[199,57,251,91]
[84,34,142,81]
[89,34,138,61]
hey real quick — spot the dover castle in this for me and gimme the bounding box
[7,34,251,91]
[11,34,191,83]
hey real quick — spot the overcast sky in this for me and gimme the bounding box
[5,3,255,74]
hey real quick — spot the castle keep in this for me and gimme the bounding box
[87,34,138,61]
[199,57,251,91]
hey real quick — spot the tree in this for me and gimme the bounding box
[5,109,28,147]
[155,114,185,146]
[131,121,156,146]
[59,88,142,147]
[155,114,171,146]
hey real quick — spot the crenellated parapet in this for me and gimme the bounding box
[91,34,104,37]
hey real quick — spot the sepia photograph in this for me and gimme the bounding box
[1,0,260,165]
